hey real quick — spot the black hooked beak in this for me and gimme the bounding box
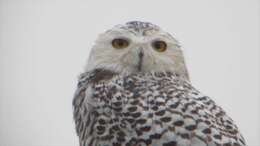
[137,49,144,71]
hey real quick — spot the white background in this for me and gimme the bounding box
[0,0,259,146]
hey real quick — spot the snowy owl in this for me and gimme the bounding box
[73,21,246,146]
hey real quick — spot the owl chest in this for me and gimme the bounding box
[85,81,188,145]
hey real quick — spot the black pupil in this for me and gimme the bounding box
[155,42,162,49]
[118,40,124,46]
[154,41,165,49]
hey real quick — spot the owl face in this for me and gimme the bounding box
[86,21,189,79]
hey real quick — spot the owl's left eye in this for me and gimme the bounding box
[152,40,167,52]
[112,38,129,49]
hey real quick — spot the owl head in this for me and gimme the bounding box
[85,21,189,80]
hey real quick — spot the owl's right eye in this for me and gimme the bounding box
[112,38,129,49]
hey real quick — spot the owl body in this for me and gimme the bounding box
[73,71,245,146]
[73,21,246,146]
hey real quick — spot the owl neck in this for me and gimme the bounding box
[85,69,117,84]
[85,68,189,84]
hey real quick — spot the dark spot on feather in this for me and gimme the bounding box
[91,69,117,83]
[205,120,211,125]
[136,119,147,124]
[239,138,245,145]
[185,125,197,131]
[117,136,125,142]
[113,101,122,107]
[202,128,211,134]
[191,110,198,114]
[112,142,121,146]
[148,113,153,118]
[111,125,120,131]
[155,101,165,106]
[123,112,130,117]
[174,120,184,126]
[131,112,142,118]
[152,106,159,111]
[170,102,180,108]
[150,133,162,139]
[155,110,165,116]
[117,131,126,136]
[225,125,233,130]
[181,133,190,139]
[96,125,105,135]
[113,107,122,112]
[160,117,172,123]
[127,106,138,112]
[98,119,106,125]
[130,100,139,105]
[136,129,143,136]
[140,126,151,132]
[125,118,135,123]
[223,143,232,146]
[163,141,177,146]
[213,134,222,140]
[140,139,152,145]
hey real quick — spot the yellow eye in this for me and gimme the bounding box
[152,40,167,52]
[112,38,129,49]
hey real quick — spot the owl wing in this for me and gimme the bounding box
[73,70,117,146]
[182,81,247,146]
[73,71,99,146]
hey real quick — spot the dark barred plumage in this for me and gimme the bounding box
[124,21,159,32]
[115,21,161,36]
[73,71,246,146]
